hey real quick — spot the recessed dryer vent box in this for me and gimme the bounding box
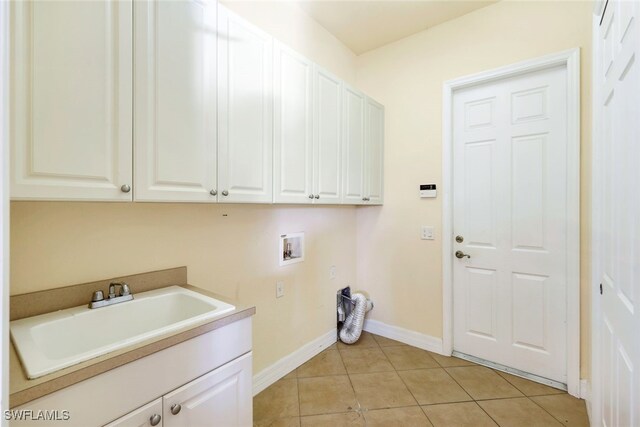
[279,232,305,266]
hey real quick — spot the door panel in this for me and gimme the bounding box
[365,98,384,204]
[273,43,313,204]
[10,0,132,201]
[594,2,639,425]
[342,85,365,204]
[104,398,162,427]
[163,353,252,427]
[453,65,568,383]
[217,6,273,203]
[313,67,342,204]
[134,0,217,202]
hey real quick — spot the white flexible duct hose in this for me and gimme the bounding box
[339,293,373,344]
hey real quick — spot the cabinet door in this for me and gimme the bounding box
[163,352,252,427]
[313,67,342,205]
[134,0,217,202]
[10,0,133,201]
[104,398,163,427]
[365,97,384,205]
[342,85,366,204]
[273,42,313,204]
[217,6,273,203]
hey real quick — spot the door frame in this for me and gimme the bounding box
[441,48,581,397]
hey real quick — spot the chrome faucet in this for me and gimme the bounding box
[89,281,134,309]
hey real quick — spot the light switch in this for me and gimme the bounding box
[421,226,435,240]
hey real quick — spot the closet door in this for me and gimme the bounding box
[364,97,384,205]
[341,85,366,204]
[134,0,217,202]
[10,0,133,201]
[273,42,313,204]
[313,67,342,205]
[217,6,273,203]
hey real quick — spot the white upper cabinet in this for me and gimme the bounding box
[134,0,218,202]
[313,67,343,204]
[273,42,314,204]
[10,0,133,201]
[365,97,384,204]
[342,85,366,205]
[217,6,273,203]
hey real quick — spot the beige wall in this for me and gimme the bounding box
[355,0,592,379]
[221,1,358,85]
[9,2,359,375]
[10,203,356,373]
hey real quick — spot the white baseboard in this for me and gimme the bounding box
[363,319,444,355]
[580,379,592,423]
[252,328,337,396]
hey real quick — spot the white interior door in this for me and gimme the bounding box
[593,1,639,426]
[452,65,569,384]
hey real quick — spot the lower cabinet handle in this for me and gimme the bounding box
[221,190,229,197]
[170,403,182,415]
[314,194,320,199]
[149,413,161,426]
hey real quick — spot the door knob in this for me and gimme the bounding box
[170,404,182,415]
[149,414,161,426]
[455,235,464,243]
[455,250,470,259]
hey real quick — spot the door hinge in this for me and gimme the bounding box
[599,283,603,295]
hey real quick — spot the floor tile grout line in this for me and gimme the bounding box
[435,364,504,426]
[335,339,365,421]
[526,395,569,426]
[492,368,566,397]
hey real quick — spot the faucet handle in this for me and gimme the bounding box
[120,283,131,296]
[91,290,104,302]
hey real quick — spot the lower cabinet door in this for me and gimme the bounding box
[163,352,252,427]
[104,398,163,427]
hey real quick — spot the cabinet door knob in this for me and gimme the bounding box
[149,414,161,426]
[314,194,320,199]
[170,404,182,415]
[308,194,314,199]
[120,184,131,193]
[222,190,229,197]
[210,189,217,196]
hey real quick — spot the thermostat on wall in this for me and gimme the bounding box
[420,184,437,198]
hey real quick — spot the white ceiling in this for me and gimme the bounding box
[296,1,497,54]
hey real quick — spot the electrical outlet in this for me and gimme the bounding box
[329,265,337,280]
[421,226,435,240]
[276,281,285,298]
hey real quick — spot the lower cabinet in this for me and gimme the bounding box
[105,353,252,427]
[13,317,253,427]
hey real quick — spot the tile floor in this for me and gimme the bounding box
[253,332,589,427]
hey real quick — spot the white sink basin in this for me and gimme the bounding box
[11,286,235,379]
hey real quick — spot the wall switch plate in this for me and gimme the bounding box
[276,281,285,298]
[421,226,435,240]
[329,265,337,280]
